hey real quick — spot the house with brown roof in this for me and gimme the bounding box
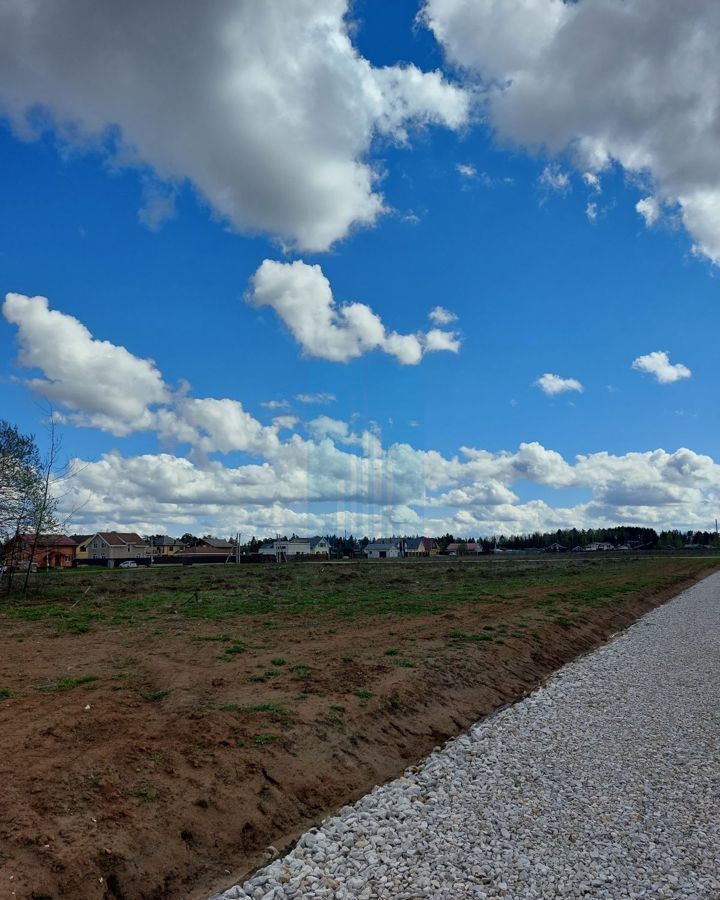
[1,534,77,569]
[445,541,483,556]
[79,532,151,561]
[195,537,235,551]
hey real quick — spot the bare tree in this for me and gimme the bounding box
[20,415,62,594]
[1,413,64,596]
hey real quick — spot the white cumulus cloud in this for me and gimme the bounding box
[535,373,583,396]
[246,260,461,364]
[296,393,336,405]
[539,165,570,193]
[2,292,169,436]
[424,0,720,264]
[636,197,661,227]
[428,305,458,325]
[632,351,691,384]
[0,0,469,252]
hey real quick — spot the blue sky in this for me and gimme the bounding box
[1,0,719,539]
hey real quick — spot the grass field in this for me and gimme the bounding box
[3,553,712,630]
[0,555,716,899]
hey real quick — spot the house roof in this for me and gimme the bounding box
[260,537,328,551]
[174,545,233,555]
[366,539,400,550]
[404,537,425,550]
[446,542,482,552]
[94,531,149,546]
[150,536,184,546]
[20,534,77,547]
[198,537,234,549]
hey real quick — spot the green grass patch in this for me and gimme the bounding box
[0,688,11,701]
[140,689,171,702]
[130,780,159,804]
[44,674,98,692]
[448,630,493,643]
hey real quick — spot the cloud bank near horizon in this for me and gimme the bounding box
[3,292,717,538]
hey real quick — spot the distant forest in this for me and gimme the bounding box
[166,526,720,554]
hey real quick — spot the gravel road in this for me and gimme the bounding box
[213,573,720,899]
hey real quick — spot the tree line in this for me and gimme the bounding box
[164,527,720,554]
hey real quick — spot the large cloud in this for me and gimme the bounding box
[2,293,169,436]
[0,0,468,252]
[247,260,461,364]
[424,0,720,263]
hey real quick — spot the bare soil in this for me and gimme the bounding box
[0,556,716,900]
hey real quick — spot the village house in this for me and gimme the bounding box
[259,537,330,558]
[403,537,438,557]
[1,534,77,569]
[364,539,402,559]
[195,537,236,552]
[70,535,92,561]
[149,536,186,556]
[445,541,483,556]
[78,532,151,561]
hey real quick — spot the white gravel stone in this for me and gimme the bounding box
[212,573,720,899]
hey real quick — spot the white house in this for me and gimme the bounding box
[364,539,402,559]
[259,537,330,558]
[585,542,615,551]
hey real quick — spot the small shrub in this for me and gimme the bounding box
[270,657,286,666]
[354,689,372,699]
